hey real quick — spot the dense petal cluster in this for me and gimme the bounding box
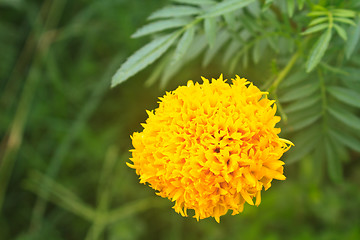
[128,75,293,222]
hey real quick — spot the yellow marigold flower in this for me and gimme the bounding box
[127,75,293,223]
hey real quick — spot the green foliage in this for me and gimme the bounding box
[2,0,360,239]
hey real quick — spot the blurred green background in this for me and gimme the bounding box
[1,0,360,239]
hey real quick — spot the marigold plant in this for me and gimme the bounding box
[128,75,293,222]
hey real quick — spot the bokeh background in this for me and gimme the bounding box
[1,0,360,239]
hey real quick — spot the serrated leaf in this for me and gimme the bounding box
[333,24,347,41]
[285,125,322,164]
[286,0,295,17]
[204,17,217,48]
[301,23,329,35]
[309,16,328,27]
[329,129,360,152]
[333,17,356,26]
[132,18,189,38]
[324,137,343,183]
[279,83,319,102]
[201,0,255,18]
[328,106,360,131]
[327,86,360,108]
[203,31,230,67]
[306,28,332,72]
[345,18,360,59]
[148,6,200,20]
[111,32,180,87]
[172,0,215,5]
[284,95,321,113]
[171,26,195,64]
[332,9,356,18]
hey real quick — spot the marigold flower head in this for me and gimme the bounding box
[127,75,293,222]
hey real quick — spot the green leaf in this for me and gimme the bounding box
[171,26,195,64]
[201,0,255,18]
[284,95,321,113]
[333,17,356,26]
[148,6,200,20]
[327,86,360,108]
[172,0,215,5]
[203,31,230,67]
[345,18,360,59]
[262,0,273,12]
[204,16,217,48]
[266,36,279,53]
[285,124,322,164]
[307,11,327,17]
[309,16,328,27]
[252,39,267,64]
[328,106,360,131]
[279,70,308,88]
[222,39,241,65]
[332,9,356,18]
[131,18,189,38]
[144,54,169,87]
[297,0,305,10]
[333,24,347,41]
[306,28,332,72]
[288,112,322,132]
[223,12,238,30]
[324,137,343,183]
[286,0,295,17]
[301,23,328,35]
[279,83,319,102]
[111,32,180,87]
[328,129,360,152]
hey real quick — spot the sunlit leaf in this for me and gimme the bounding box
[148,6,200,20]
[132,18,189,38]
[333,24,347,41]
[309,16,328,26]
[201,0,255,18]
[306,28,332,72]
[112,32,181,87]
[286,0,295,17]
[301,23,328,35]
[332,9,356,18]
[333,17,356,26]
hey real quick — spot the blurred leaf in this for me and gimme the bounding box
[332,9,356,18]
[148,6,200,20]
[306,28,332,72]
[222,39,241,65]
[327,86,360,108]
[279,82,319,102]
[279,70,308,88]
[333,17,356,26]
[204,16,217,48]
[285,125,322,164]
[329,129,360,152]
[324,137,343,183]
[144,55,168,87]
[224,12,238,30]
[112,32,181,87]
[284,95,321,113]
[309,17,328,26]
[171,25,195,64]
[301,23,328,35]
[333,24,347,41]
[252,38,267,64]
[131,18,189,38]
[262,0,273,12]
[288,112,322,132]
[201,0,255,18]
[286,0,295,17]
[307,11,328,17]
[345,18,360,59]
[328,106,360,131]
[172,0,215,5]
[297,0,305,10]
[203,30,230,67]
